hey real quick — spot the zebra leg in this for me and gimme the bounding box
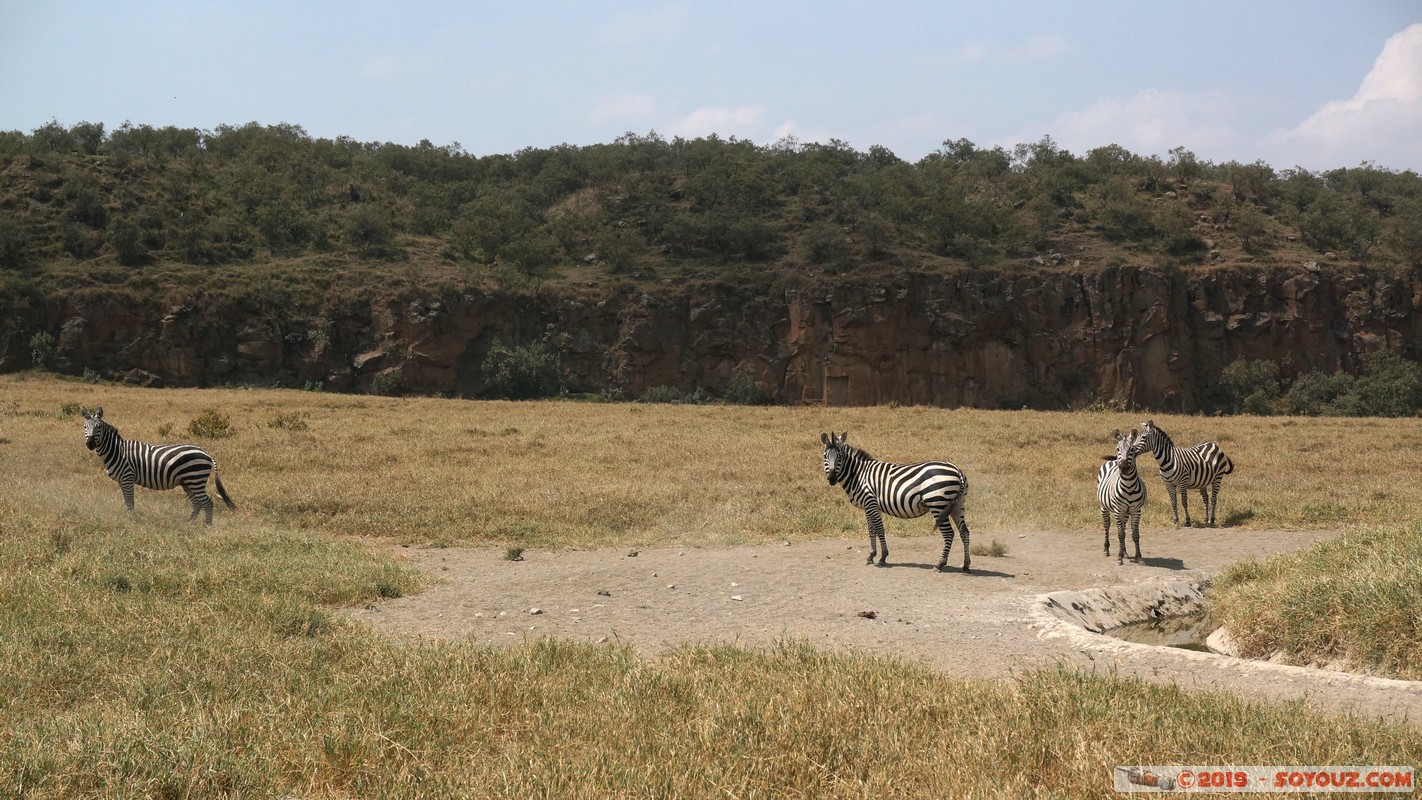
[1179,482,1193,527]
[1116,513,1127,565]
[952,502,971,573]
[1166,483,1179,526]
[1209,477,1223,526]
[932,509,956,572]
[184,483,215,525]
[121,481,136,514]
[864,504,888,565]
[1102,509,1112,557]
[1130,508,1143,563]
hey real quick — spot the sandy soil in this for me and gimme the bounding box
[350,526,1422,727]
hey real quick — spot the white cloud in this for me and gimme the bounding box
[588,91,658,126]
[664,105,767,139]
[1042,88,1241,160]
[1265,23,1422,171]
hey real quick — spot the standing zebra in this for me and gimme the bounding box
[81,407,236,525]
[1139,419,1234,527]
[820,431,972,572]
[1097,428,1149,565]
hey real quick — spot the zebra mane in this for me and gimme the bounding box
[839,442,873,461]
[1144,420,1173,453]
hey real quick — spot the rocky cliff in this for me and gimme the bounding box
[4,264,1419,412]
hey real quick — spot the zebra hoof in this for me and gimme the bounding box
[962,565,971,574]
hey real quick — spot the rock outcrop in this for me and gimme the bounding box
[4,264,1419,411]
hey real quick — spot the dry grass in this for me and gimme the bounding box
[9,375,1422,550]
[1210,525,1422,679]
[1,374,1419,797]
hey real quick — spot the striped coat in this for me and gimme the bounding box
[1140,419,1234,527]
[1097,428,1148,565]
[821,431,972,572]
[82,407,236,525]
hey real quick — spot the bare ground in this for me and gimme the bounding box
[350,527,1422,727]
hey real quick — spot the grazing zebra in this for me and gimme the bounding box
[1139,419,1234,528]
[81,407,236,525]
[1097,428,1149,565]
[820,431,972,572]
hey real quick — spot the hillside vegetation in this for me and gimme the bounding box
[3,120,1421,292]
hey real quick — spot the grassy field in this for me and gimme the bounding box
[8,373,1422,548]
[1209,525,1422,680]
[1,373,1419,797]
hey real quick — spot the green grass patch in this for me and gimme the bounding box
[1209,524,1422,679]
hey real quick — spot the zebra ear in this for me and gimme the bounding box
[820,432,831,445]
[95,406,104,419]
[838,431,848,443]
[1112,428,1122,440]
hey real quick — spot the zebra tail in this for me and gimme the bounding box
[213,464,237,510]
[1221,455,1235,475]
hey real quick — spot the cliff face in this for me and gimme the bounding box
[4,264,1419,412]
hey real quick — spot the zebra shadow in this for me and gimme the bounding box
[1135,556,1187,571]
[1221,509,1254,527]
[882,562,1016,578]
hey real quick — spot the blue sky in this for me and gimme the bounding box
[3,1,1419,171]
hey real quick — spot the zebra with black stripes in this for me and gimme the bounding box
[1140,419,1234,528]
[81,407,237,525]
[1097,427,1148,565]
[820,431,972,572]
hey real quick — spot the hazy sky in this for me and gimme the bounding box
[3,1,1419,171]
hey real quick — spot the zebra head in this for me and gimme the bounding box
[1110,427,1147,472]
[821,431,850,485]
[1139,419,1164,455]
[81,406,106,451]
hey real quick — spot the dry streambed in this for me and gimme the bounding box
[353,526,1422,726]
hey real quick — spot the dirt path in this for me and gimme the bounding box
[350,527,1422,727]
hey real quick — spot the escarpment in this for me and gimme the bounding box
[5,263,1419,412]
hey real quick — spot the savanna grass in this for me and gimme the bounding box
[1210,524,1422,679]
[9,376,1422,549]
[2,374,1420,796]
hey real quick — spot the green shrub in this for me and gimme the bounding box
[1282,371,1355,415]
[1350,350,1422,416]
[1220,357,1282,414]
[482,340,562,400]
[371,370,404,397]
[187,409,235,439]
[28,332,55,368]
[724,363,770,405]
[639,385,692,404]
[638,385,713,405]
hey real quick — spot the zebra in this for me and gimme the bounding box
[820,431,972,572]
[1139,419,1234,528]
[81,406,236,525]
[1097,427,1149,565]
